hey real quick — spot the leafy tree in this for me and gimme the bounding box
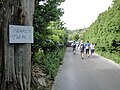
[68,35,73,41]
[32,0,65,53]
[73,33,79,41]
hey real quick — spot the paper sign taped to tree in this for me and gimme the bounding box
[9,25,34,43]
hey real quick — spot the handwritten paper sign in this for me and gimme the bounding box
[9,25,34,43]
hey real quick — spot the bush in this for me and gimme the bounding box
[96,50,120,64]
[31,47,66,90]
[43,48,65,79]
[33,48,44,63]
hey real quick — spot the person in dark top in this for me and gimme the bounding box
[71,41,76,54]
[79,40,85,59]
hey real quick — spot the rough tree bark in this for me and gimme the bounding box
[0,0,34,90]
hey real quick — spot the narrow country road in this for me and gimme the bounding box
[52,47,120,90]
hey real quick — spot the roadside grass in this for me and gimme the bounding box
[96,51,120,64]
[31,47,66,90]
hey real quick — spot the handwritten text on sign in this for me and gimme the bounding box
[9,25,34,43]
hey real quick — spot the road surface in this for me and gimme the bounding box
[52,47,120,90]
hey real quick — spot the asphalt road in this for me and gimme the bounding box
[52,47,120,90]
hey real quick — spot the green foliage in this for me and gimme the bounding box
[32,1,67,89]
[47,21,68,45]
[31,48,66,90]
[68,35,73,41]
[32,48,44,63]
[67,28,86,41]
[96,51,120,64]
[32,0,67,53]
[32,0,67,64]
[0,0,4,8]
[73,33,79,41]
[42,48,65,79]
[82,0,120,63]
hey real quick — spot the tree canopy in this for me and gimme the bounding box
[32,0,67,53]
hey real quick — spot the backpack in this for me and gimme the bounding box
[80,43,84,50]
[73,43,76,48]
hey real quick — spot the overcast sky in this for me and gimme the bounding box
[60,0,113,30]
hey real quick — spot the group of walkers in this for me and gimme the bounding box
[71,40,95,59]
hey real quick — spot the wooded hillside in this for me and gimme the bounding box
[82,0,120,62]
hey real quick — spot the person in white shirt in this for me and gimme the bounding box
[90,43,95,56]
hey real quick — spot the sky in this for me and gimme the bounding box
[60,0,113,30]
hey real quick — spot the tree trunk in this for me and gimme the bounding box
[0,0,34,90]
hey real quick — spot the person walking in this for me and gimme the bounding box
[79,40,85,59]
[85,41,90,57]
[71,41,76,54]
[90,43,95,56]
